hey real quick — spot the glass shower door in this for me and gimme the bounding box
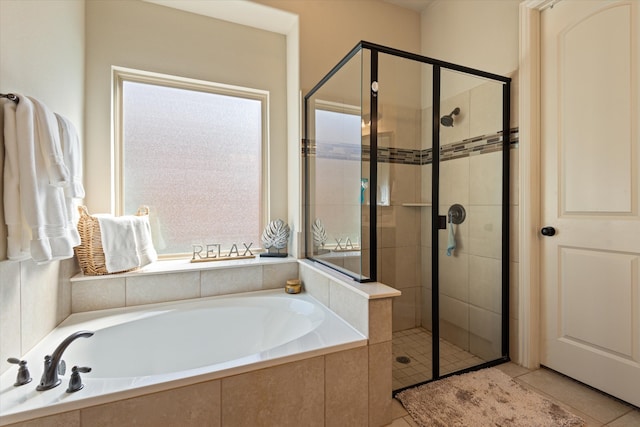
[437,69,507,375]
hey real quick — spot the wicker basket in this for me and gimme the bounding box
[75,205,149,276]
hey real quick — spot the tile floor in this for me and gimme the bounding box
[392,327,485,390]
[387,362,640,427]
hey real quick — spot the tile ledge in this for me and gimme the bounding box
[71,256,298,282]
[298,259,401,300]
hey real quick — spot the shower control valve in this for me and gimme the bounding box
[7,357,32,386]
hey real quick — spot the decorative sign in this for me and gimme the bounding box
[332,237,360,252]
[191,242,255,263]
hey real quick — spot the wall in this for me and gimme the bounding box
[84,0,287,217]
[420,0,521,362]
[0,0,85,374]
[254,0,422,94]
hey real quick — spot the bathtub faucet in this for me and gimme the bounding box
[36,330,94,391]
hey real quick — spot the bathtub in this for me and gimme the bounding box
[0,289,366,425]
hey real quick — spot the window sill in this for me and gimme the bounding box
[71,255,298,282]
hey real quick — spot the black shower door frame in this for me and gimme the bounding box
[304,41,512,381]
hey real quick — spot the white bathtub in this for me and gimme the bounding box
[0,289,366,425]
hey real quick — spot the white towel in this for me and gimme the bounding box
[96,214,140,273]
[3,94,79,263]
[96,212,157,273]
[55,113,85,226]
[132,214,158,266]
[28,97,69,187]
[3,100,30,260]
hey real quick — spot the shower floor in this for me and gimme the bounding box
[392,327,485,390]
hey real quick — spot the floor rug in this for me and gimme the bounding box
[395,367,584,427]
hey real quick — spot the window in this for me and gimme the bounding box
[114,67,268,257]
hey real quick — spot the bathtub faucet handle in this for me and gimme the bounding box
[7,357,32,386]
[66,365,91,393]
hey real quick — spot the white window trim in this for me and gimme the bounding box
[112,66,271,255]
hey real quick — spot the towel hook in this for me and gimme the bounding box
[448,204,466,225]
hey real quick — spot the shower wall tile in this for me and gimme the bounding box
[325,346,368,426]
[0,260,20,375]
[20,260,62,354]
[439,294,469,331]
[468,255,502,314]
[420,246,432,288]
[392,287,418,332]
[440,320,469,351]
[420,283,433,331]
[439,91,470,146]
[439,157,470,207]
[379,207,418,248]
[126,271,200,306]
[438,252,469,302]
[469,150,503,205]
[469,305,502,358]
[388,163,419,205]
[468,205,502,259]
[469,332,501,361]
[201,265,262,297]
[420,207,432,250]
[379,247,418,289]
[421,106,433,151]
[469,81,504,138]
[72,277,126,312]
[420,164,432,204]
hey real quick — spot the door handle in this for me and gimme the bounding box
[541,226,556,236]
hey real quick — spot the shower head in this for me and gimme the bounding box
[440,107,460,127]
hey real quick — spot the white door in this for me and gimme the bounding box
[540,0,640,406]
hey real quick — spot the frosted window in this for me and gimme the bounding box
[122,81,263,255]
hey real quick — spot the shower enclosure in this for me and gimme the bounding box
[304,42,511,390]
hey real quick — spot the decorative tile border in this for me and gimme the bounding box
[304,127,519,165]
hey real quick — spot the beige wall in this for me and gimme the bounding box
[421,0,520,76]
[0,0,85,373]
[255,0,422,94]
[85,0,288,216]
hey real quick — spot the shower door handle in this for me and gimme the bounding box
[540,226,556,236]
